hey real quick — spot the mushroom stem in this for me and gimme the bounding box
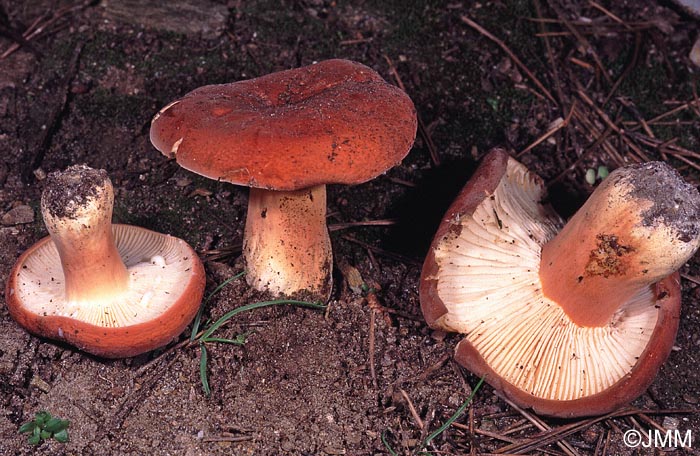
[243,185,332,296]
[41,165,129,303]
[540,162,700,327]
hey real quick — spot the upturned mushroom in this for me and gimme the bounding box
[150,59,417,298]
[420,149,700,417]
[5,165,205,358]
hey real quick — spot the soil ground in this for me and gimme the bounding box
[0,0,699,455]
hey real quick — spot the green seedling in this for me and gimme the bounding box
[190,272,326,396]
[585,165,609,185]
[19,411,69,446]
[585,168,596,185]
[597,165,609,180]
[382,377,485,455]
[486,97,500,111]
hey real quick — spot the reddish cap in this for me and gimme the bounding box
[150,59,417,191]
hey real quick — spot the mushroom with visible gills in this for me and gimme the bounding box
[150,59,417,298]
[420,149,700,418]
[5,165,205,358]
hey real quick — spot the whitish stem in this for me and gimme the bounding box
[243,185,332,297]
[540,162,700,327]
[41,165,129,303]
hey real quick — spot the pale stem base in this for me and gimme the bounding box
[244,185,332,297]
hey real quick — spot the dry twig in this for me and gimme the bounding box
[399,388,425,431]
[547,0,612,85]
[494,407,698,454]
[460,15,556,104]
[368,307,378,389]
[1,0,93,59]
[517,103,576,157]
[341,234,421,266]
[494,394,581,456]
[328,219,397,232]
[202,435,254,443]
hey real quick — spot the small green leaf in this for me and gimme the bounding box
[34,411,50,426]
[18,421,37,434]
[597,165,609,180]
[53,429,69,443]
[27,432,41,445]
[585,168,596,185]
[20,411,70,445]
[233,332,251,344]
[486,97,499,111]
[44,417,69,433]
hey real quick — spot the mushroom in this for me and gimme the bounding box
[5,165,205,358]
[150,59,417,297]
[420,149,700,417]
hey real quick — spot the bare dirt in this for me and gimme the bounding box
[1,0,699,455]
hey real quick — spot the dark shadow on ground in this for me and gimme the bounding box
[384,156,478,259]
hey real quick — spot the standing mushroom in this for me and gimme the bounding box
[150,59,417,298]
[5,165,205,358]
[420,149,700,417]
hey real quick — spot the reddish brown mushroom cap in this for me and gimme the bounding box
[420,149,694,418]
[150,59,417,190]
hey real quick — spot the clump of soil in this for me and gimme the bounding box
[42,165,109,219]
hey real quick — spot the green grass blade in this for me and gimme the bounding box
[190,271,246,342]
[200,337,246,345]
[199,344,210,396]
[199,299,325,341]
[420,376,485,450]
[380,431,398,456]
[190,314,202,342]
[195,299,324,397]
